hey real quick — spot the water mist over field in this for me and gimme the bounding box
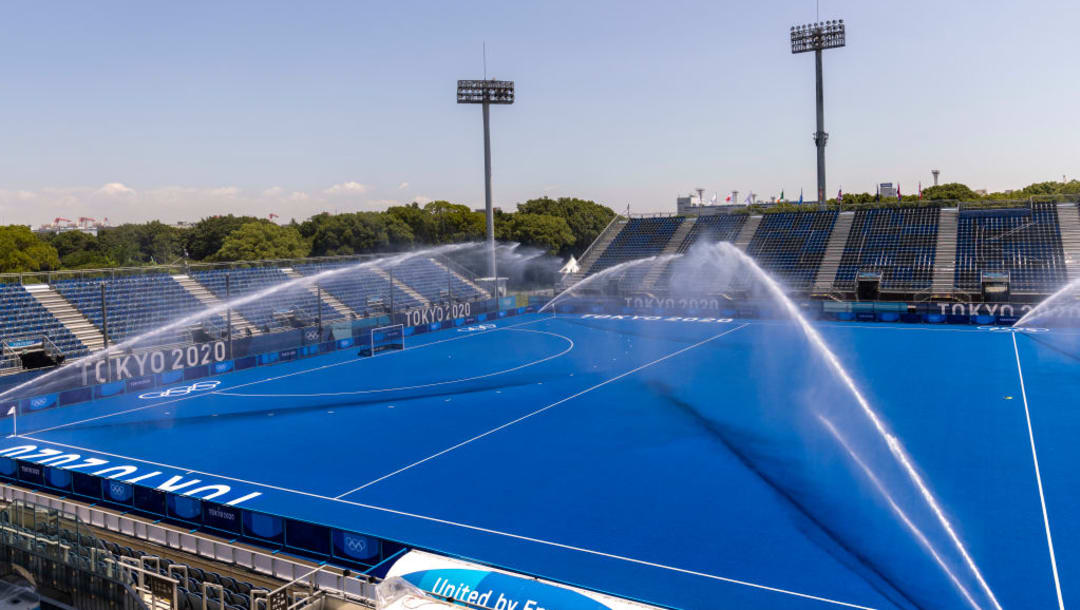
[566,241,1002,609]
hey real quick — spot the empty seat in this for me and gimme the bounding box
[834,207,940,292]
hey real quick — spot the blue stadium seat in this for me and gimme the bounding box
[954,203,1065,293]
[0,283,88,368]
[53,273,228,346]
[835,207,940,291]
[747,210,839,290]
[590,217,684,274]
[191,267,343,332]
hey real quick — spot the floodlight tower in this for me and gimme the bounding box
[791,20,846,209]
[457,78,514,282]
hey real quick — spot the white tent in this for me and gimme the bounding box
[559,255,580,275]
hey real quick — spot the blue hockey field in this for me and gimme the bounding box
[0,313,1074,609]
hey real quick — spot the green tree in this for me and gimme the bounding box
[96,222,185,265]
[48,230,99,259]
[0,226,60,273]
[922,183,978,201]
[386,203,438,244]
[59,250,117,269]
[423,201,486,243]
[212,222,310,261]
[308,212,415,256]
[508,213,576,254]
[515,197,615,257]
[185,215,260,260]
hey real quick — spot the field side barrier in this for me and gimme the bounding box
[0,484,380,604]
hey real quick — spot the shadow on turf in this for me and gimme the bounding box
[1017,331,1080,363]
[646,379,925,610]
[38,374,564,434]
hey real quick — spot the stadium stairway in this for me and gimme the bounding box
[931,208,959,297]
[641,217,696,290]
[368,267,430,307]
[172,274,261,336]
[23,284,105,352]
[280,268,356,318]
[564,217,626,285]
[732,215,762,251]
[1057,203,1080,280]
[427,258,491,299]
[812,211,855,295]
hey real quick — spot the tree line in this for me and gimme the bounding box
[2,179,1075,274]
[0,197,616,274]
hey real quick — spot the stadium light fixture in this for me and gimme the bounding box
[791,19,846,209]
[457,79,515,282]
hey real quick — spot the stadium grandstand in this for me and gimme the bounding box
[1,199,1078,374]
[2,198,1080,610]
[568,199,1080,301]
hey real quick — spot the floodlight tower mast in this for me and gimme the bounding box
[791,20,846,209]
[457,79,514,282]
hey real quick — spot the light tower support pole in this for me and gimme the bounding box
[814,49,826,209]
[482,100,496,279]
[457,78,514,289]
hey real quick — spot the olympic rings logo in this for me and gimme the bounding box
[344,536,368,554]
[457,324,496,333]
[139,380,221,400]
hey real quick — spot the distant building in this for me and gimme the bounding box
[879,183,898,199]
[35,225,99,237]
[676,193,744,216]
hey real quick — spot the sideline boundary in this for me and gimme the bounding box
[12,432,873,609]
[1012,333,1065,609]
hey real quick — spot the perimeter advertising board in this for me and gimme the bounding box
[383,550,660,610]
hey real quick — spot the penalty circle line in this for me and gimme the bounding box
[213,328,574,398]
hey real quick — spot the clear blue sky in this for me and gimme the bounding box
[0,0,1077,225]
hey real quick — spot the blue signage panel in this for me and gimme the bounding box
[243,512,284,543]
[72,472,101,499]
[285,519,330,555]
[17,462,43,485]
[332,530,380,561]
[134,486,166,515]
[94,381,127,399]
[103,480,134,505]
[167,494,203,522]
[203,502,241,534]
[211,360,235,374]
[20,393,58,414]
[44,466,72,491]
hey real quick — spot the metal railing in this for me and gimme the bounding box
[0,484,379,608]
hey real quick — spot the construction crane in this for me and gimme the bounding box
[52,217,73,228]
[268,213,279,220]
[78,217,97,228]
